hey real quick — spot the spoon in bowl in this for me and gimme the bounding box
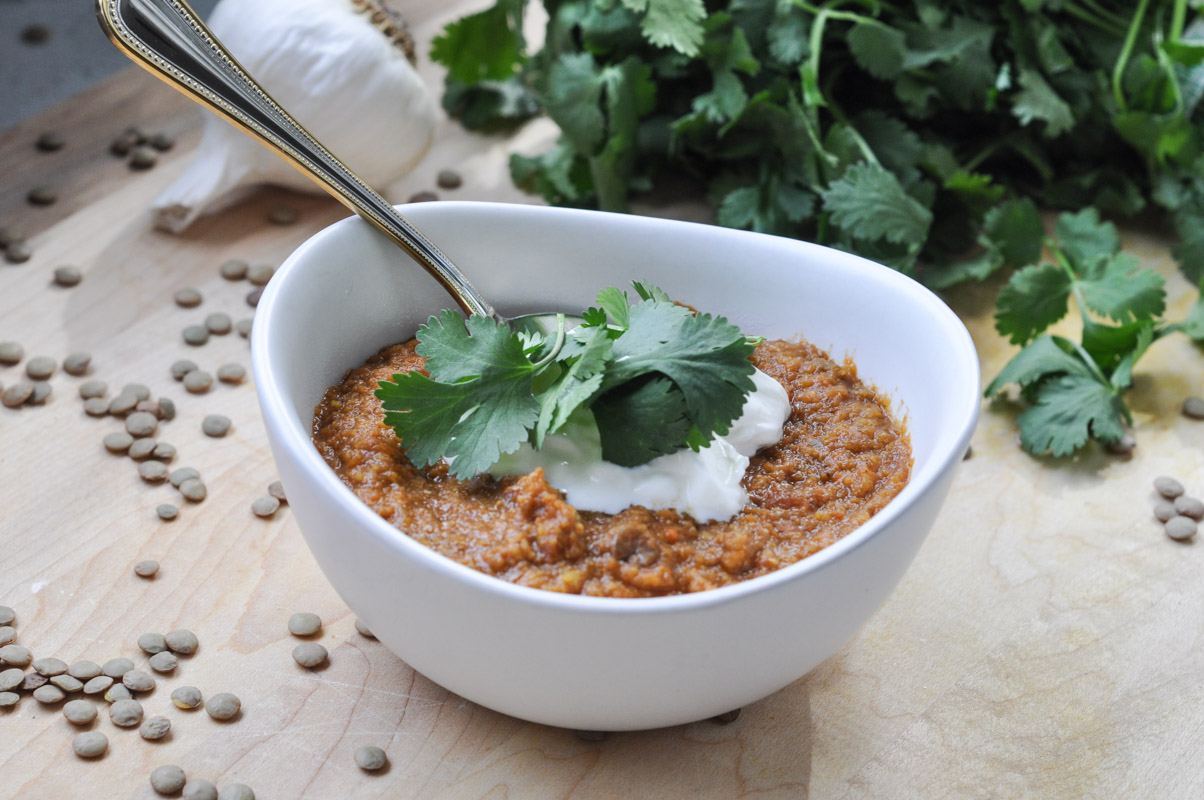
[95,0,574,340]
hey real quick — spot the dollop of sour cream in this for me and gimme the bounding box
[490,370,792,522]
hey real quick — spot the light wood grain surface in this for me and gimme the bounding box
[3,3,1204,799]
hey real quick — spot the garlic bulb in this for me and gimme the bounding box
[153,0,436,232]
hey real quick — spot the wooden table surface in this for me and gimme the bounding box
[3,4,1204,799]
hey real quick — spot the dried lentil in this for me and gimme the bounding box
[0,342,22,365]
[102,657,135,678]
[171,685,202,709]
[245,287,263,307]
[251,496,280,518]
[220,259,248,280]
[22,672,48,691]
[72,731,108,758]
[156,504,178,521]
[170,466,200,487]
[148,651,177,673]
[123,669,155,693]
[35,131,64,151]
[151,765,187,795]
[436,169,462,189]
[268,481,287,503]
[354,745,388,771]
[63,699,97,724]
[50,674,83,693]
[123,383,151,401]
[62,352,91,375]
[53,265,82,287]
[216,363,245,384]
[33,684,66,704]
[0,692,18,708]
[1,382,33,407]
[219,784,255,800]
[149,132,175,151]
[1175,495,1204,520]
[1167,515,1198,540]
[246,264,275,286]
[171,359,198,380]
[139,461,169,483]
[408,190,438,203]
[0,644,33,666]
[27,381,51,405]
[110,698,143,726]
[165,629,199,655]
[27,186,58,206]
[179,478,207,503]
[0,628,14,646]
[108,392,138,416]
[292,642,328,668]
[79,379,107,399]
[1184,396,1204,420]
[128,438,157,459]
[68,660,102,680]
[202,414,231,437]
[174,288,202,308]
[288,612,321,637]
[125,410,158,437]
[140,714,172,740]
[205,312,232,335]
[354,619,375,639]
[1155,476,1185,499]
[129,145,158,169]
[157,398,177,421]
[105,684,133,703]
[184,780,219,800]
[0,668,23,691]
[236,318,253,338]
[82,675,113,695]
[103,431,134,453]
[183,370,213,394]
[138,632,168,654]
[5,240,31,263]
[84,397,110,416]
[1154,499,1176,522]
[33,657,67,676]
[206,692,240,720]
[25,356,55,380]
[182,325,210,346]
[0,607,13,625]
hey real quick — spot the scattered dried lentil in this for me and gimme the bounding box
[165,629,199,655]
[105,684,133,703]
[216,363,245,384]
[174,288,202,308]
[35,131,64,151]
[206,692,240,720]
[108,392,139,416]
[436,169,462,189]
[219,784,255,800]
[25,356,55,380]
[220,259,248,280]
[1184,396,1204,420]
[354,745,388,771]
[130,145,159,170]
[5,240,32,263]
[268,481,287,503]
[110,698,143,726]
[123,670,155,693]
[183,370,213,393]
[171,685,202,709]
[1,382,33,407]
[102,658,135,678]
[84,397,110,416]
[63,699,97,725]
[27,185,58,206]
[33,684,66,704]
[0,607,12,626]
[149,651,177,673]
[0,644,33,666]
[0,342,22,365]
[1166,515,1197,541]
[235,318,253,338]
[156,504,179,521]
[0,669,23,691]
[408,190,438,203]
[33,657,67,676]
[72,731,108,759]
[179,478,207,503]
[245,287,263,307]
[171,359,198,380]
[202,414,231,437]
[158,397,177,421]
[140,714,172,740]
[1175,495,1204,520]
[246,263,275,286]
[149,132,175,152]
[129,438,157,459]
[139,461,169,483]
[292,642,328,669]
[1154,476,1185,499]
[0,628,14,646]
[170,466,200,488]
[125,410,158,438]
[205,312,232,335]
[79,379,107,399]
[354,619,375,639]
[182,325,210,346]
[0,692,18,708]
[50,674,83,693]
[22,672,48,691]
[288,612,321,637]
[184,779,219,800]
[251,496,280,518]
[138,633,168,654]
[1154,500,1177,522]
[151,765,187,795]
[53,265,82,287]
[82,676,113,695]
[104,431,134,453]
[28,381,51,405]
[68,661,102,680]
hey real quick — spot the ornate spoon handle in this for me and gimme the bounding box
[96,0,495,318]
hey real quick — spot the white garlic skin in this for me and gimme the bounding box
[153,0,437,232]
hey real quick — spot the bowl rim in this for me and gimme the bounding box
[252,201,980,614]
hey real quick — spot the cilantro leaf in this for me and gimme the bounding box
[595,286,631,329]
[1017,374,1126,456]
[430,0,526,85]
[602,300,755,446]
[821,162,933,249]
[981,198,1044,267]
[534,325,613,447]
[1079,253,1166,324]
[619,0,706,56]
[848,22,907,80]
[592,376,692,466]
[994,263,1073,345]
[984,335,1093,397]
[1011,67,1075,138]
[414,310,520,382]
[1054,207,1121,271]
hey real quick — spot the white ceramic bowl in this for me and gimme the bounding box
[252,201,979,731]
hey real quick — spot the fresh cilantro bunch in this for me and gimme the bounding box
[375,283,757,479]
[983,207,1204,456]
[433,0,1204,288]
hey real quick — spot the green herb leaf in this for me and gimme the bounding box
[1017,374,1126,456]
[1079,253,1166,324]
[593,376,692,466]
[619,0,707,56]
[1010,67,1075,138]
[821,162,933,248]
[430,0,527,85]
[994,263,1073,345]
[847,22,907,80]
[534,324,613,447]
[984,335,1093,397]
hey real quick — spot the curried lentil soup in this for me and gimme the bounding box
[312,338,911,597]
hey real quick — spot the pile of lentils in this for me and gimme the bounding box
[1152,476,1203,541]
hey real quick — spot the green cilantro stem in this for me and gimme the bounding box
[1170,0,1187,42]
[529,314,568,369]
[1112,0,1153,112]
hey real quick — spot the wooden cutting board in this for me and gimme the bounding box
[3,4,1204,798]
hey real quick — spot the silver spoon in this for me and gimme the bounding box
[96,0,571,338]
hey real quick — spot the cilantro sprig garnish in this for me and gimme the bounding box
[375,283,756,479]
[985,208,1176,457]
